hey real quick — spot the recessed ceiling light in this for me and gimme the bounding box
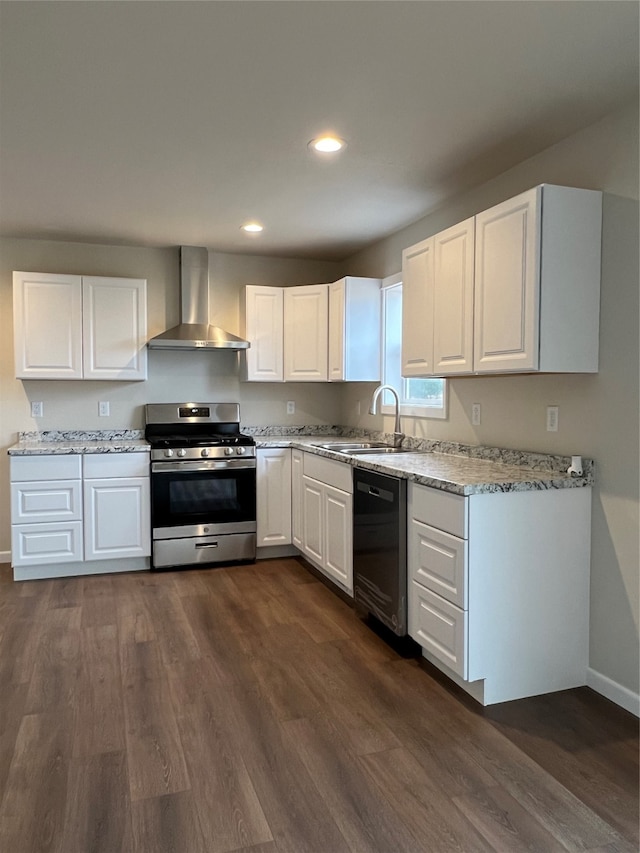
[241,222,263,233]
[309,135,346,153]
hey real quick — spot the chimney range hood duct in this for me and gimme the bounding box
[147,246,250,350]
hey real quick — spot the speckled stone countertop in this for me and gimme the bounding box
[8,430,149,455]
[247,427,594,496]
[8,426,594,495]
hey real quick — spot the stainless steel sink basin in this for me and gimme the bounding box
[311,441,389,451]
[311,441,413,455]
[347,446,414,455]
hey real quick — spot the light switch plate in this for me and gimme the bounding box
[98,401,110,417]
[471,403,481,426]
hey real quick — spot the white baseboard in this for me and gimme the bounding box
[0,550,11,564]
[587,667,640,717]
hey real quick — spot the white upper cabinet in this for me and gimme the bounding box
[13,272,84,379]
[13,272,147,380]
[328,277,381,381]
[402,237,434,377]
[284,283,329,381]
[241,285,284,382]
[401,184,602,377]
[433,218,475,375]
[474,185,601,373]
[82,277,147,380]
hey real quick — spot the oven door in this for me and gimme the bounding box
[151,459,256,538]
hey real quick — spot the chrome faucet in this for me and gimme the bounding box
[369,384,404,447]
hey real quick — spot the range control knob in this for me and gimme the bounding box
[236,447,246,455]
[201,448,210,458]
[164,449,174,458]
[224,447,235,456]
[177,448,186,457]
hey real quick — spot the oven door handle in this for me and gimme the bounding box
[195,542,219,549]
[151,459,256,473]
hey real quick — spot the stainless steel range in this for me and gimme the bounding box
[145,402,256,570]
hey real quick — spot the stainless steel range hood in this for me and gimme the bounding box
[148,246,250,350]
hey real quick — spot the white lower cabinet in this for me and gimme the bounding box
[256,447,292,547]
[300,452,353,594]
[10,455,83,566]
[408,481,592,705]
[10,451,150,579]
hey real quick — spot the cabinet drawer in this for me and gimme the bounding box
[304,452,352,493]
[410,519,467,608]
[409,483,467,538]
[11,521,83,566]
[11,480,82,524]
[10,454,81,482]
[409,581,467,679]
[83,452,149,479]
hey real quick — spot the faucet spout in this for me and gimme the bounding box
[369,384,404,447]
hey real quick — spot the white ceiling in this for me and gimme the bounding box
[0,1,637,261]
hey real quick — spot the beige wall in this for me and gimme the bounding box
[342,101,639,697]
[0,242,341,552]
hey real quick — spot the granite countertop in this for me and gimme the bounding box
[252,433,594,496]
[8,427,594,496]
[8,430,149,455]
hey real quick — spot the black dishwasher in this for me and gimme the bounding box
[353,467,407,636]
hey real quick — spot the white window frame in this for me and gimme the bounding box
[380,273,448,420]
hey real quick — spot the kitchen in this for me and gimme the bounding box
[0,2,638,851]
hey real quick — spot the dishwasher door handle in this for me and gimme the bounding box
[356,481,394,502]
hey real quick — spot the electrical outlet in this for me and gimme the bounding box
[98,401,110,417]
[546,406,559,432]
[31,401,43,418]
[471,403,481,426]
[286,401,295,415]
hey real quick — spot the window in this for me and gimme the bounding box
[380,274,447,419]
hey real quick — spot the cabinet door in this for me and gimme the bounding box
[402,237,434,376]
[12,521,83,566]
[256,448,292,547]
[291,449,304,550]
[242,286,284,381]
[302,476,324,564]
[409,519,467,608]
[82,277,147,380]
[284,284,329,381]
[11,480,82,524]
[433,218,475,376]
[13,272,83,379]
[474,187,541,373]
[84,477,151,560]
[409,581,467,678]
[323,484,353,593]
[329,277,381,382]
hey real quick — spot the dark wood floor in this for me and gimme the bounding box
[0,557,637,853]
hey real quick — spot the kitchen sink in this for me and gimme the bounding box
[311,441,390,451]
[346,446,414,455]
[311,442,413,455]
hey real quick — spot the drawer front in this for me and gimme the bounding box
[410,519,467,608]
[83,451,149,479]
[303,452,352,493]
[11,480,82,524]
[11,521,83,566]
[409,483,467,538]
[10,454,81,482]
[409,580,467,679]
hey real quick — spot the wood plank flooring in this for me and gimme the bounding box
[0,558,637,853]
